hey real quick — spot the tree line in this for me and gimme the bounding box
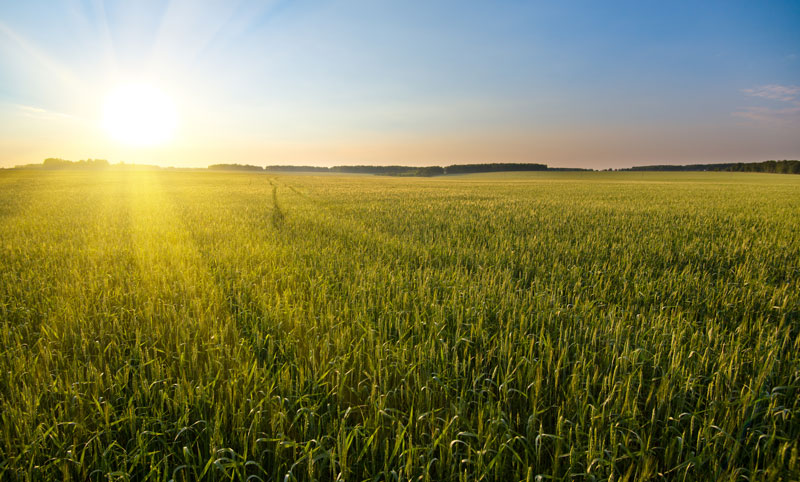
[12,159,798,175]
[624,160,800,174]
[208,163,590,176]
[13,158,164,170]
[14,158,111,169]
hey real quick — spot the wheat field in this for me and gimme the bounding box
[0,169,798,481]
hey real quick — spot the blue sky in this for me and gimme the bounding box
[1,0,798,168]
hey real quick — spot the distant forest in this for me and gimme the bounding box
[13,158,161,170]
[15,158,112,169]
[8,159,799,175]
[209,163,591,176]
[623,160,800,174]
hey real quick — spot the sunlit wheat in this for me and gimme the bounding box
[0,170,798,481]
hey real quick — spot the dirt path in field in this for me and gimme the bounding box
[268,179,285,227]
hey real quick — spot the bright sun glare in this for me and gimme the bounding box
[103,83,177,147]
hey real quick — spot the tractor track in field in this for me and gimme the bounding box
[268,178,285,228]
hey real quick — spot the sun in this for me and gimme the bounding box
[103,83,177,147]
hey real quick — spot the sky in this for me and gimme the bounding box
[1,0,799,169]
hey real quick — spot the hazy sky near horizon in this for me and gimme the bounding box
[1,0,799,169]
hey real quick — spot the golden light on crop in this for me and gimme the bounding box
[102,83,177,147]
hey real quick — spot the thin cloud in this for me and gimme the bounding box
[734,84,800,124]
[16,104,76,121]
[733,105,800,123]
[741,84,800,102]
